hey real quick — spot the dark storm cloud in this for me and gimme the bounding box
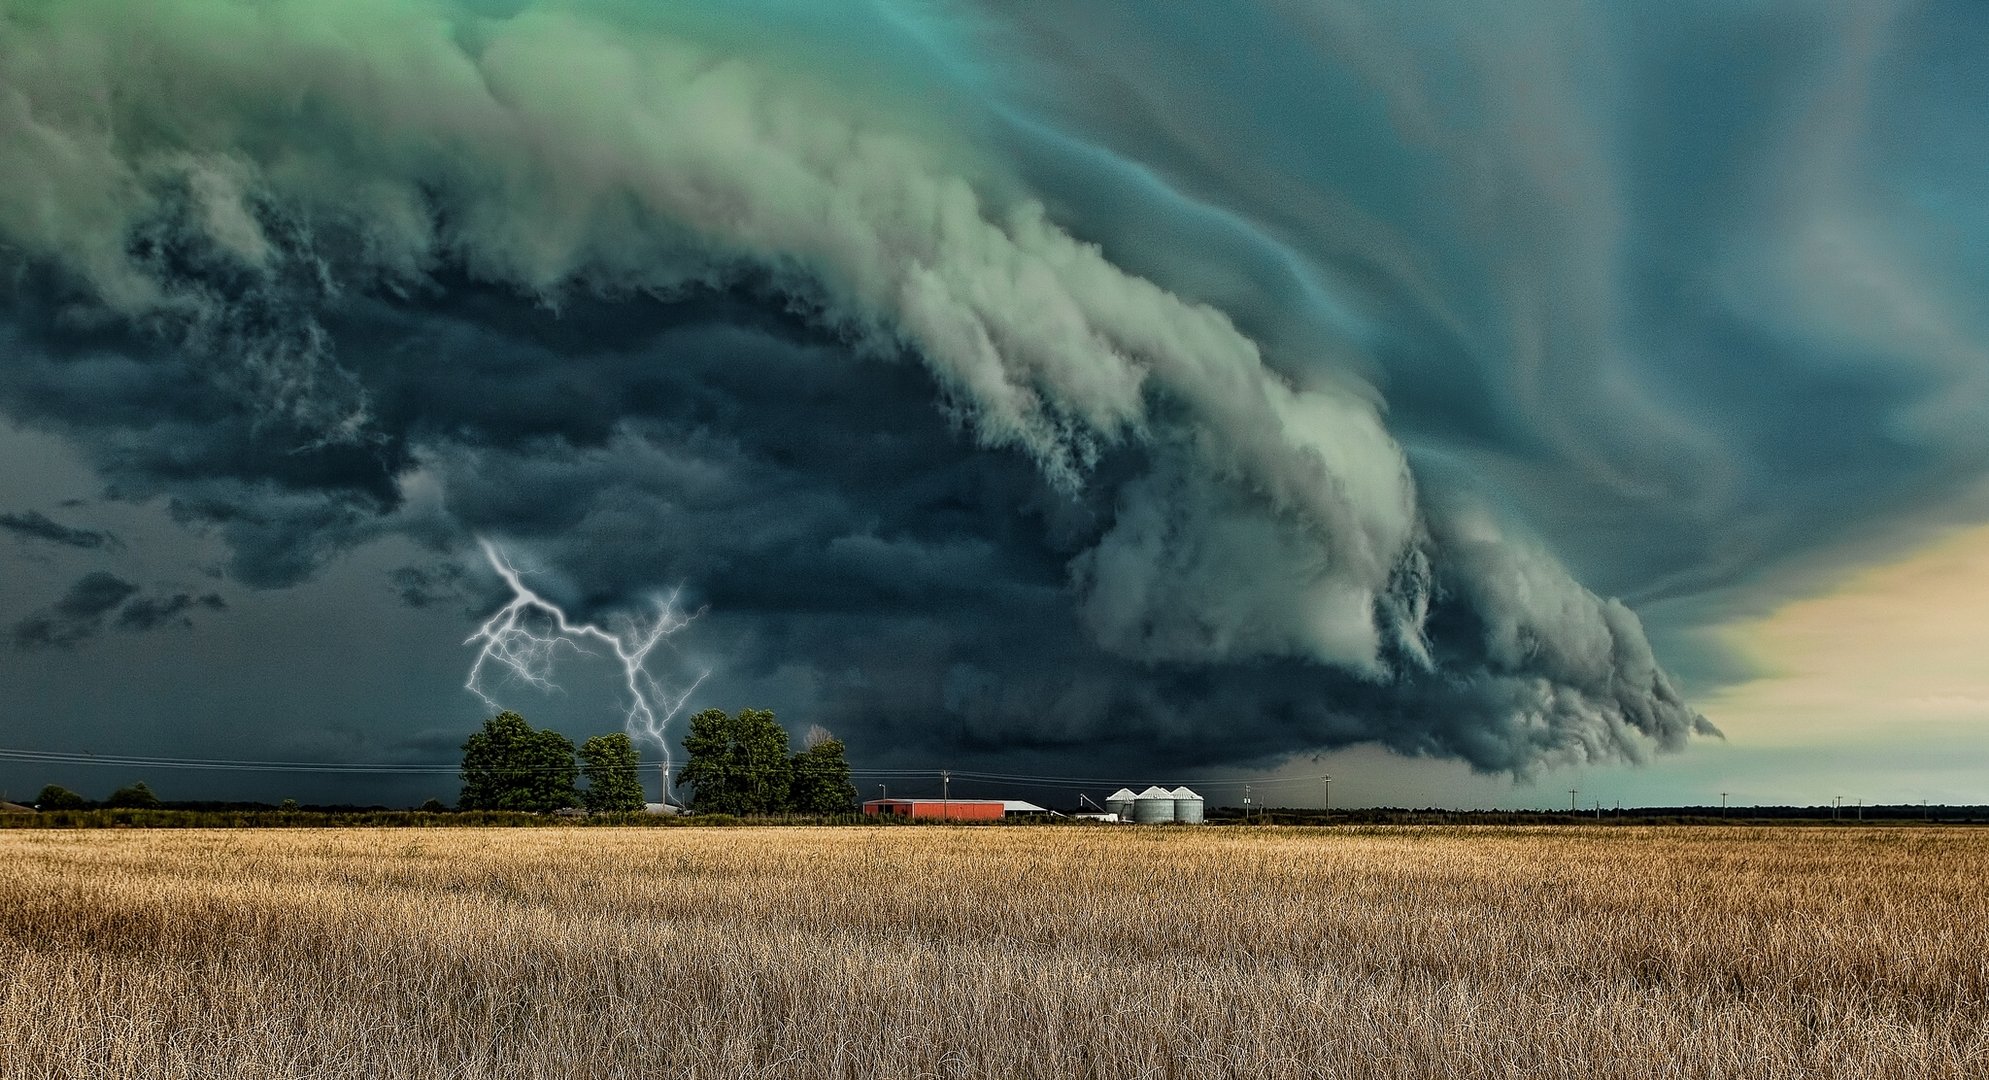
[0,510,119,551]
[7,0,1978,778]
[13,572,139,650]
[12,571,228,649]
[116,592,227,632]
[982,0,1989,613]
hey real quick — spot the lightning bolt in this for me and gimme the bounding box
[464,538,708,801]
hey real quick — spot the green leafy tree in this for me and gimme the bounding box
[579,733,646,813]
[789,729,858,814]
[678,708,739,812]
[107,781,161,808]
[677,708,794,814]
[35,784,86,810]
[458,711,580,812]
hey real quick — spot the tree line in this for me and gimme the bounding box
[22,706,858,816]
[456,711,649,813]
[456,707,856,815]
[32,781,163,810]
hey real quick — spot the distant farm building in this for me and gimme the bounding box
[861,799,1053,820]
[863,798,1005,821]
[862,790,1203,823]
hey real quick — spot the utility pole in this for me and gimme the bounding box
[1856,798,1862,823]
[1569,788,1579,814]
[941,769,950,805]
[1720,792,1728,818]
[1244,784,1253,823]
[1832,795,1841,821]
[1323,776,1332,815]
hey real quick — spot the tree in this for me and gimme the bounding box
[677,707,794,814]
[107,781,161,809]
[458,711,579,812]
[35,785,86,810]
[579,733,645,813]
[789,730,858,814]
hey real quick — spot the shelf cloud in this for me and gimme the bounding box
[5,0,1976,778]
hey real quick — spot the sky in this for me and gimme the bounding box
[2,0,1987,809]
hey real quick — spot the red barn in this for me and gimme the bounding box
[862,798,1006,821]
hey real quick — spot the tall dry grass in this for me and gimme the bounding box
[1,825,1984,1079]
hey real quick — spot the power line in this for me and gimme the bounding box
[0,748,464,774]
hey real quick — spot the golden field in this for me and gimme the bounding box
[1,825,1984,1079]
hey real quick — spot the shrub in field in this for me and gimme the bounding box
[34,785,86,810]
[106,781,161,808]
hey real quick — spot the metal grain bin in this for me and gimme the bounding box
[1133,785,1177,824]
[1170,786,1205,824]
[1105,788,1138,820]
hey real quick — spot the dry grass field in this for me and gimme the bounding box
[1,825,1984,1079]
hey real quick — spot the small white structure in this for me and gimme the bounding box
[1133,785,1177,824]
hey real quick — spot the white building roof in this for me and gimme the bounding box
[1136,785,1174,799]
[1170,786,1202,800]
[1001,801,1050,813]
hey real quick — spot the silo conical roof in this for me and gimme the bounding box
[1137,785,1173,799]
[1170,786,1201,800]
[1108,788,1138,801]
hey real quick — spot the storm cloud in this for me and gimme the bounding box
[12,572,140,650]
[11,570,227,649]
[115,591,228,633]
[0,510,118,551]
[4,0,1977,780]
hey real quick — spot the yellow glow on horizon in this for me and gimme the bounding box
[1703,523,1989,746]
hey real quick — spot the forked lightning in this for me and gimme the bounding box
[464,539,706,796]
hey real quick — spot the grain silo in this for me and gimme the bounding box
[1105,788,1138,820]
[1170,786,1205,824]
[1133,785,1176,823]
